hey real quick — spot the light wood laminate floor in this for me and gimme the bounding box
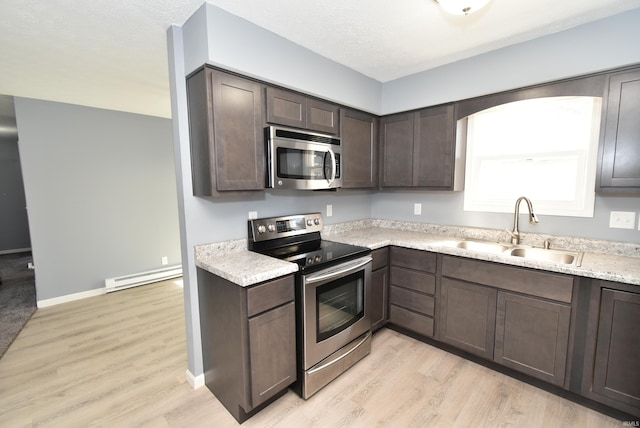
[0,279,623,427]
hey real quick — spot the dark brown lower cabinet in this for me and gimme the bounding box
[370,248,389,332]
[248,302,296,406]
[495,291,570,386]
[388,247,437,337]
[197,269,296,423]
[438,255,574,387]
[583,284,640,417]
[439,278,496,359]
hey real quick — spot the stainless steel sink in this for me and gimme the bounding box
[456,240,511,254]
[449,238,583,266]
[509,247,582,265]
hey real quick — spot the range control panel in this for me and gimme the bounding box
[248,212,323,242]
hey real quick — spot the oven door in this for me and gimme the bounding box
[267,138,342,190]
[301,256,372,370]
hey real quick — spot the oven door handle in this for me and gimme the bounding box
[304,256,372,284]
[307,332,371,375]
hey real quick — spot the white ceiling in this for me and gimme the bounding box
[1,0,639,120]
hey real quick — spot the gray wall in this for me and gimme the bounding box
[0,95,30,252]
[14,97,181,301]
[381,8,640,115]
[0,140,31,252]
[171,5,640,380]
[172,4,381,378]
[372,192,640,243]
[373,8,640,244]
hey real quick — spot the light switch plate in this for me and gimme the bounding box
[326,205,333,217]
[248,211,258,220]
[414,203,422,215]
[609,211,636,229]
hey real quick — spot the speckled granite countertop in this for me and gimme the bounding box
[195,219,640,287]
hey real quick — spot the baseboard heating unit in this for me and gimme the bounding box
[105,265,182,293]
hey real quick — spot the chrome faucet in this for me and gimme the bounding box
[509,196,538,245]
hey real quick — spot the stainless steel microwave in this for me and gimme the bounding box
[266,126,342,190]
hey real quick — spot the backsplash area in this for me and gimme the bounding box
[323,219,640,258]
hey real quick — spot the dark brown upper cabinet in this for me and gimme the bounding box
[266,87,340,135]
[341,108,378,189]
[380,104,456,189]
[187,67,265,196]
[597,68,640,193]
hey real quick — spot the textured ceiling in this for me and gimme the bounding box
[0,0,639,120]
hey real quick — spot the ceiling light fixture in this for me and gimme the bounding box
[434,0,491,15]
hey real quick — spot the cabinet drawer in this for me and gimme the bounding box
[390,286,434,316]
[390,267,435,295]
[390,247,436,273]
[247,275,295,317]
[372,247,389,271]
[441,256,573,303]
[389,305,434,337]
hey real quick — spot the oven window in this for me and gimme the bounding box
[277,147,328,180]
[316,271,364,342]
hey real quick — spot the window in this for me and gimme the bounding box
[463,96,602,217]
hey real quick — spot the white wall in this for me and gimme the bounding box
[15,98,181,302]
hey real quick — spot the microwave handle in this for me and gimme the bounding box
[325,149,337,185]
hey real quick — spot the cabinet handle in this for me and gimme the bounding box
[308,332,371,375]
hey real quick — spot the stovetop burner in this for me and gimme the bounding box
[247,213,370,272]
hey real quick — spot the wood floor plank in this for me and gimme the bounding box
[0,279,624,427]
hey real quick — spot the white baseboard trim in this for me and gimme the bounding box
[186,369,205,389]
[37,287,105,308]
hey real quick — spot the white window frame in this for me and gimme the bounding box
[463,96,602,218]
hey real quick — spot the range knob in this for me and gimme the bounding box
[257,225,266,234]
[267,224,275,232]
[307,219,313,226]
[314,218,320,225]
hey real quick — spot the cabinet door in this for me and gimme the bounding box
[598,68,640,192]
[371,267,388,331]
[380,113,414,187]
[341,108,378,188]
[439,278,497,359]
[307,98,340,135]
[415,105,456,189]
[211,71,265,192]
[370,248,389,332]
[266,87,306,129]
[495,292,570,386]
[248,301,296,408]
[592,289,640,410]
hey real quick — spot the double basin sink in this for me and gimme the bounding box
[450,239,583,266]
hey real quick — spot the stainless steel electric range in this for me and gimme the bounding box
[248,212,373,399]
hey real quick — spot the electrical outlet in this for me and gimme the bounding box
[161,256,168,265]
[248,211,258,220]
[609,211,636,229]
[414,203,422,216]
[326,205,333,217]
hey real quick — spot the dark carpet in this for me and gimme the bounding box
[0,252,37,359]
